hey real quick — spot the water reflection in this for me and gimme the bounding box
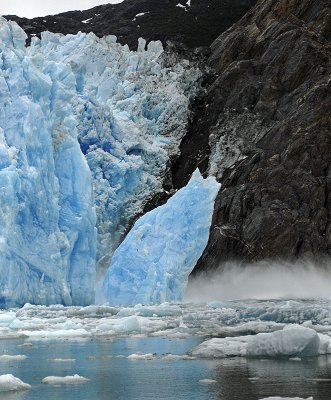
[212,356,331,400]
[0,338,331,399]
[0,393,25,400]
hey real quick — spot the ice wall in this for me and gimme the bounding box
[29,33,201,274]
[0,18,96,307]
[102,170,220,305]
[0,17,201,306]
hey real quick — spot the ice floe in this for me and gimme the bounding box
[42,374,89,384]
[0,374,31,392]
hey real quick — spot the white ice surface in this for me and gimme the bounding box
[192,325,330,359]
[0,374,31,392]
[42,374,89,384]
[260,398,313,400]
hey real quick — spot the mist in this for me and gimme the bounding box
[184,260,331,302]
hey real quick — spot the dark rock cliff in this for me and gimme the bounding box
[5,0,256,49]
[175,0,331,271]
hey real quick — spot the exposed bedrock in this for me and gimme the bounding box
[172,0,331,270]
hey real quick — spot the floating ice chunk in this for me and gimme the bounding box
[162,354,195,361]
[103,170,220,305]
[317,333,331,354]
[0,355,27,361]
[192,326,321,359]
[0,374,31,392]
[21,328,89,339]
[42,374,89,384]
[246,326,320,358]
[127,353,155,360]
[96,316,141,334]
[199,379,217,384]
[192,336,248,358]
[117,303,182,318]
[0,313,16,326]
[260,398,313,400]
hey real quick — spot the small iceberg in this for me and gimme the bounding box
[0,374,31,392]
[42,374,89,384]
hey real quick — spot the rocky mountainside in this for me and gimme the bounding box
[5,0,256,49]
[179,0,331,270]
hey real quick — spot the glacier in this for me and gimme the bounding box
[29,30,201,274]
[102,170,220,305]
[0,19,96,307]
[0,16,201,306]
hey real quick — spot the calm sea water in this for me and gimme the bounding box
[0,336,331,400]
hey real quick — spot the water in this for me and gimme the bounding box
[0,300,330,399]
[0,337,331,399]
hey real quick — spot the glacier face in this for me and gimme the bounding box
[0,19,97,307]
[0,17,201,306]
[29,32,201,274]
[102,170,220,305]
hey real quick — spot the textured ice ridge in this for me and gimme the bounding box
[0,18,96,307]
[103,170,220,305]
[0,17,201,307]
[28,29,201,274]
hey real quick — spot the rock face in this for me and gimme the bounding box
[5,0,256,49]
[174,0,331,270]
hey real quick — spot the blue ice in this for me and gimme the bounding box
[102,170,220,305]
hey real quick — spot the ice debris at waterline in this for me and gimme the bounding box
[0,300,331,343]
[191,325,331,358]
[0,17,200,307]
[102,170,220,305]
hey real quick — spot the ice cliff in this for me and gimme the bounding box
[0,17,202,306]
[0,19,96,307]
[102,170,220,305]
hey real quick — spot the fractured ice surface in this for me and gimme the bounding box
[191,325,325,358]
[29,30,200,273]
[0,18,96,307]
[102,170,220,305]
[0,17,200,306]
